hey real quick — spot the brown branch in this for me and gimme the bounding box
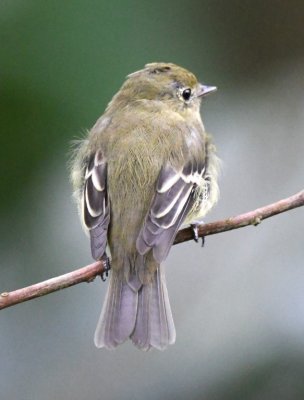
[174,189,304,244]
[0,262,104,310]
[1,189,303,310]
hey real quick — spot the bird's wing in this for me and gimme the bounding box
[82,150,110,260]
[136,160,205,263]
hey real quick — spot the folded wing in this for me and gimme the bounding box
[136,160,205,263]
[82,150,110,260]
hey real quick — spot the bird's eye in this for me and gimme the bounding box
[182,88,192,101]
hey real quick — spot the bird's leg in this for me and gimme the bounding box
[100,253,111,281]
[190,220,205,247]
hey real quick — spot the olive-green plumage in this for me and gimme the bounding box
[71,62,219,350]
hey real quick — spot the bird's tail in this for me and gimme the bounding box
[94,258,175,351]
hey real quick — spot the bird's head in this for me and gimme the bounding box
[108,62,217,116]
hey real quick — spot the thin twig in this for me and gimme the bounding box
[0,262,104,310]
[1,190,303,310]
[174,189,304,244]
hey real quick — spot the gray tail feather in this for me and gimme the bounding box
[94,263,176,351]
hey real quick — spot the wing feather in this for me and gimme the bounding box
[136,159,203,263]
[82,150,110,260]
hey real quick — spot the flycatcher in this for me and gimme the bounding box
[71,62,219,351]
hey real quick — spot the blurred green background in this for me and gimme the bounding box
[1,1,304,399]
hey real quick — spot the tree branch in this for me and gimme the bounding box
[1,190,303,310]
[174,189,304,244]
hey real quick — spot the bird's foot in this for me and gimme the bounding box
[190,221,205,247]
[100,254,111,281]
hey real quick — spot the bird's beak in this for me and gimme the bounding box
[197,84,217,98]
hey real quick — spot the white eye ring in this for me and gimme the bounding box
[181,88,192,101]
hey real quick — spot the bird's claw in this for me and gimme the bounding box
[190,222,206,247]
[101,255,111,282]
[191,223,199,243]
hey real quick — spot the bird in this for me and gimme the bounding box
[70,62,220,351]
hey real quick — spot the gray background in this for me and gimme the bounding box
[1,1,303,399]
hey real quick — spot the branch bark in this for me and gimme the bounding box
[1,189,303,310]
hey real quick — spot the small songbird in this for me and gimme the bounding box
[70,62,219,350]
